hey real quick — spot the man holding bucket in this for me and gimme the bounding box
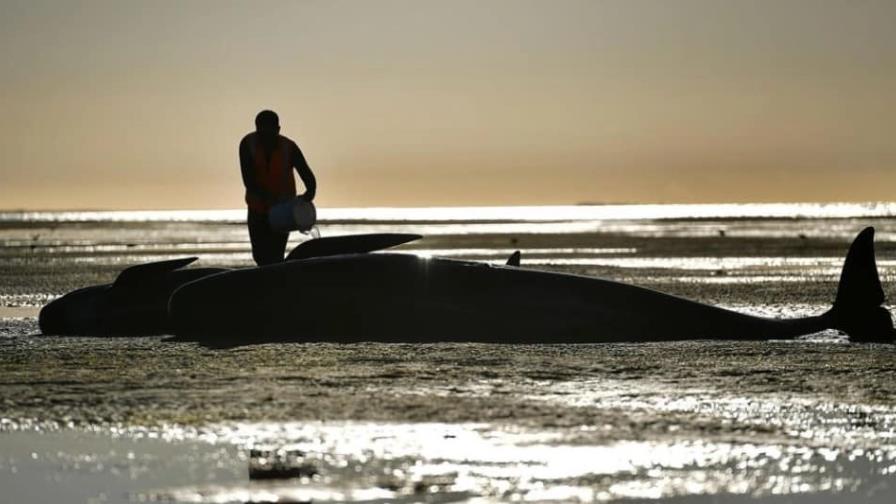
[239,110,317,265]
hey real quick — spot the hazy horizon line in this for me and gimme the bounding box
[3,199,896,213]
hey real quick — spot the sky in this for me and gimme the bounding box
[1,0,894,209]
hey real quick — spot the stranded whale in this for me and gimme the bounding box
[38,233,421,336]
[168,227,895,347]
[38,258,225,336]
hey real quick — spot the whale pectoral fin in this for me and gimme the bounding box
[506,250,521,267]
[286,233,423,261]
[112,257,198,290]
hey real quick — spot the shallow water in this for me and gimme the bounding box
[2,204,896,502]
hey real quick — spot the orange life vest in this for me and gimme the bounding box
[245,134,296,213]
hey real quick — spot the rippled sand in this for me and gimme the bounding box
[2,205,896,502]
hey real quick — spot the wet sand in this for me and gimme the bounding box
[2,205,896,502]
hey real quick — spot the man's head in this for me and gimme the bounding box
[255,110,280,142]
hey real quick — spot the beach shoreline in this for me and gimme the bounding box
[3,205,896,502]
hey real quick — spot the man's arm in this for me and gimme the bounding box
[239,136,274,203]
[292,142,317,201]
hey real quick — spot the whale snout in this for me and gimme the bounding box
[38,297,67,334]
[38,286,106,335]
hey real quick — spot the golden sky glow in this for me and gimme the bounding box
[1,0,895,209]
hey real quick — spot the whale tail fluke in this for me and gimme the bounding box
[828,227,895,343]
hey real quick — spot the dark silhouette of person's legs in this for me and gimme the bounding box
[247,211,288,266]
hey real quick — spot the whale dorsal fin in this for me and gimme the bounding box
[113,257,198,289]
[506,250,521,267]
[286,233,422,261]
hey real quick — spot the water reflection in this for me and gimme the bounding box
[148,421,896,502]
[4,202,896,224]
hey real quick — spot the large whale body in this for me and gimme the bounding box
[38,233,421,336]
[169,228,895,347]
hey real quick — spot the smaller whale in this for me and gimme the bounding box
[38,258,224,336]
[168,227,895,346]
[38,233,421,336]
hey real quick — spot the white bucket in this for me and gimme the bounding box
[268,197,317,233]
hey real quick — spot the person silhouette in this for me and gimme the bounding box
[239,110,317,265]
